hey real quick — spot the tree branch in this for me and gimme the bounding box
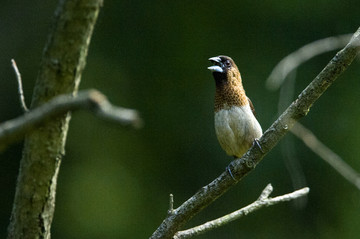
[0,89,142,151]
[150,27,360,239]
[174,184,309,239]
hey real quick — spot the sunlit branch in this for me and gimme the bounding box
[11,59,28,112]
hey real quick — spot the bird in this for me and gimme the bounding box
[208,55,263,178]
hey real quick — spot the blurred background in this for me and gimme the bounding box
[1,0,360,238]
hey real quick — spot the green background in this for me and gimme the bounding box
[1,0,360,238]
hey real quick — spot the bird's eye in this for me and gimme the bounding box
[224,60,231,68]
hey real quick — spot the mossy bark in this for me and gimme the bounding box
[7,1,103,238]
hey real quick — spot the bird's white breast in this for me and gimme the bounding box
[214,105,263,158]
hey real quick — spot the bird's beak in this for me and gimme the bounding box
[208,56,224,73]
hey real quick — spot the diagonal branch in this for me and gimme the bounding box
[267,33,360,192]
[0,89,142,152]
[174,184,309,239]
[150,27,360,239]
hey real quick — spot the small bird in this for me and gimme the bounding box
[208,55,263,176]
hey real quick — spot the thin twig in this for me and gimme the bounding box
[0,89,142,151]
[266,34,353,90]
[257,183,273,200]
[291,123,360,190]
[174,184,309,239]
[11,59,28,112]
[168,194,175,215]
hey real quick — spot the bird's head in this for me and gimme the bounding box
[208,55,241,86]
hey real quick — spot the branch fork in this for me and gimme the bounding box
[174,184,310,239]
[150,26,360,239]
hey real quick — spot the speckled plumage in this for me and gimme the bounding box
[214,65,248,112]
[208,55,262,158]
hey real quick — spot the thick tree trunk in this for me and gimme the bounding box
[7,1,102,238]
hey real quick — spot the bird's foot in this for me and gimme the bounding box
[226,162,237,181]
[253,138,264,153]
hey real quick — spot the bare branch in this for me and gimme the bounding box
[291,123,360,190]
[0,89,141,151]
[266,34,353,90]
[174,185,310,239]
[150,27,360,239]
[11,59,28,112]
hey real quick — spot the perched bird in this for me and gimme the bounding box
[208,55,263,174]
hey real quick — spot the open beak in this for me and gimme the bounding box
[208,56,224,73]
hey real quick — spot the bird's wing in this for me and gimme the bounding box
[247,97,257,117]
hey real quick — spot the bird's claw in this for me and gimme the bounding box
[253,138,264,153]
[226,162,237,181]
